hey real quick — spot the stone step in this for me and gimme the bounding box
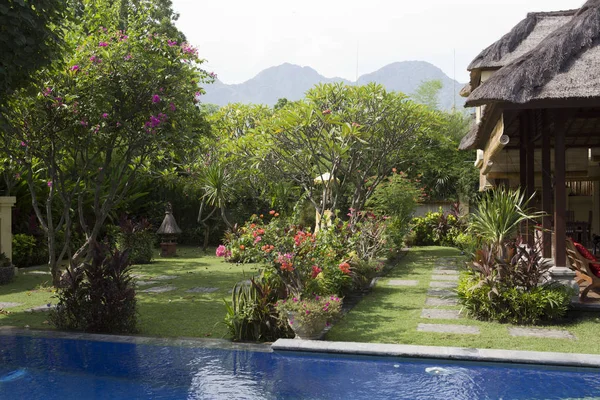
[425,297,458,306]
[508,327,576,340]
[417,323,480,335]
[429,281,457,289]
[433,268,459,275]
[430,274,459,282]
[421,309,461,320]
[141,285,178,294]
[427,289,457,298]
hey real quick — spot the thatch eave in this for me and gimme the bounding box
[466,0,600,106]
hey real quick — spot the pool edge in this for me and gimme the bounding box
[271,339,600,368]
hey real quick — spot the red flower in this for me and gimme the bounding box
[239,245,245,251]
[322,109,332,115]
[338,262,351,275]
[269,210,276,215]
[311,265,322,278]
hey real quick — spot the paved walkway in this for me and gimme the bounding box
[413,256,577,340]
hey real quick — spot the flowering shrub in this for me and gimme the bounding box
[220,211,387,297]
[410,206,466,247]
[275,295,342,328]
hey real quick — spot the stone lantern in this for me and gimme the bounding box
[156,202,182,257]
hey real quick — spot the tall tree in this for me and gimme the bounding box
[1,0,212,284]
[412,79,443,110]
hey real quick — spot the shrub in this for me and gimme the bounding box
[223,272,292,342]
[366,172,423,249]
[457,273,571,324]
[276,294,342,327]
[12,234,37,268]
[0,253,14,285]
[458,239,573,324]
[410,207,465,246]
[50,243,137,333]
[117,218,154,264]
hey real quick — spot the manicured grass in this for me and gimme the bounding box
[0,247,260,338]
[327,246,600,354]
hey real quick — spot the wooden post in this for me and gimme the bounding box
[519,113,527,239]
[541,111,552,258]
[554,115,567,268]
[526,110,536,245]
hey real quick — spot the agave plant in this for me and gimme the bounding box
[469,187,544,256]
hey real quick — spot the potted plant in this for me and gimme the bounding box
[276,295,342,340]
[0,253,15,285]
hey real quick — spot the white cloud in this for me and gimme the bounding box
[172,0,585,84]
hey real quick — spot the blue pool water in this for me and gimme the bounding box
[0,335,599,399]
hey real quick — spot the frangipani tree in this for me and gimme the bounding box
[1,0,212,284]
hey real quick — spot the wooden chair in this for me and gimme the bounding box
[565,238,600,300]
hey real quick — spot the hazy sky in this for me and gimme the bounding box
[171,0,585,84]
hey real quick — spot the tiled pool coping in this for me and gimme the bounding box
[271,339,600,369]
[3,327,600,369]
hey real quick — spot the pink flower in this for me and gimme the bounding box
[20,141,27,147]
[167,40,178,47]
[124,54,132,61]
[47,181,52,187]
[80,120,88,127]
[254,236,262,244]
[209,72,217,79]
[43,87,52,97]
[98,41,109,47]
[215,245,228,257]
[169,102,176,112]
[101,113,108,119]
[152,94,160,103]
[116,122,122,127]
[70,65,80,72]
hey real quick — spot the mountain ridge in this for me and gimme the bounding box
[202,61,465,110]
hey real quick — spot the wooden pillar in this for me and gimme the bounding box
[554,116,567,268]
[519,113,527,191]
[526,110,536,245]
[541,111,552,258]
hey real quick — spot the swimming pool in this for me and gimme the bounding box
[0,334,599,399]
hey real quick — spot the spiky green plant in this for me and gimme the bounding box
[469,187,544,253]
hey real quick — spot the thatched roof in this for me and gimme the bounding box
[466,0,600,106]
[468,10,576,70]
[156,212,182,235]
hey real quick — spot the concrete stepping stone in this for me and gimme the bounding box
[429,281,457,289]
[141,285,177,294]
[425,297,458,306]
[418,323,480,335]
[430,274,459,282]
[186,287,218,294]
[387,280,419,287]
[427,289,457,297]
[152,275,178,281]
[135,280,156,286]
[421,309,461,320]
[0,302,23,309]
[25,271,51,275]
[433,268,459,275]
[26,304,55,312]
[435,264,459,270]
[508,327,576,340]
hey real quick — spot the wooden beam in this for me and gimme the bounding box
[554,114,567,268]
[480,114,506,174]
[526,110,535,200]
[486,170,590,180]
[519,113,527,190]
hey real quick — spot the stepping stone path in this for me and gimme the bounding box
[0,302,23,309]
[141,285,177,294]
[425,297,458,306]
[24,271,51,275]
[421,309,461,320]
[433,269,459,275]
[388,280,419,287]
[508,327,576,340]
[152,275,178,281]
[418,323,480,335]
[429,281,457,289]
[135,281,156,286]
[186,287,219,294]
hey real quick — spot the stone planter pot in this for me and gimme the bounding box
[287,312,328,340]
[0,265,15,285]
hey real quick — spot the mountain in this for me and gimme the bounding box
[201,61,466,110]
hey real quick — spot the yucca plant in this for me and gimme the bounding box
[469,187,544,256]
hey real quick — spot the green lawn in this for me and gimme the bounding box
[0,247,260,338]
[327,246,600,354]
